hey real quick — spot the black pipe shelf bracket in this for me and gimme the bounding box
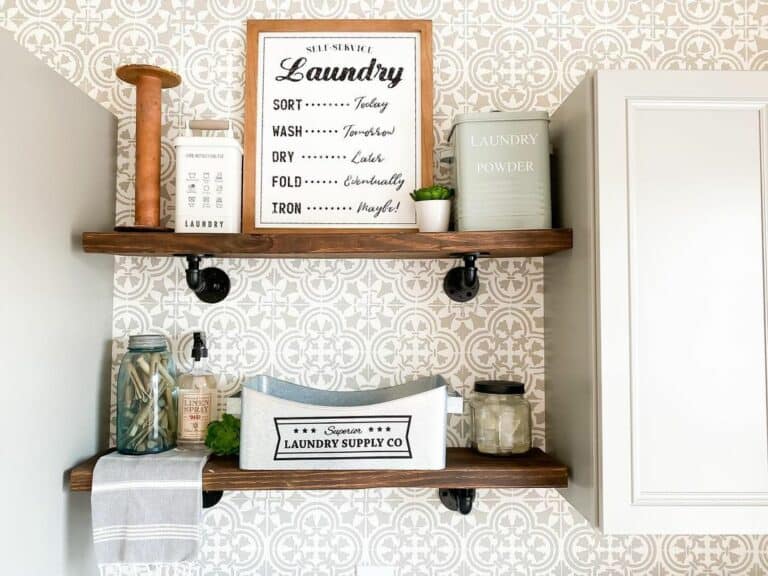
[443,253,485,302]
[183,251,485,303]
[184,255,230,303]
[439,488,476,514]
[203,488,470,512]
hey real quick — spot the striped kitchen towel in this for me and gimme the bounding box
[91,448,211,568]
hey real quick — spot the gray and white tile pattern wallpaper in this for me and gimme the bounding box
[3,0,768,573]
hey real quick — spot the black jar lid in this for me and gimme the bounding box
[474,380,525,395]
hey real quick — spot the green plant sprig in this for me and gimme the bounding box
[205,413,241,456]
[410,185,454,202]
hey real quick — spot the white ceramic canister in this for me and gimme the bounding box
[174,119,242,233]
[449,111,551,231]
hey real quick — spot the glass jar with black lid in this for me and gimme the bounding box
[469,380,531,455]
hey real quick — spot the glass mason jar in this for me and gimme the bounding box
[116,334,178,454]
[469,381,531,455]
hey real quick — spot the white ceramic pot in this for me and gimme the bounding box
[415,199,451,233]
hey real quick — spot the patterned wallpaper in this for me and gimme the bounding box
[3,0,768,574]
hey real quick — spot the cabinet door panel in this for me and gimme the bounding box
[596,71,768,533]
[629,103,768,500]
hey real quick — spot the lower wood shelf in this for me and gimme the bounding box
[69,447,567,492]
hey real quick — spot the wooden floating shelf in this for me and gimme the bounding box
[82,229,573,259]
[69,448,567,492]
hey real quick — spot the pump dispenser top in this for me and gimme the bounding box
[192,331,208,362]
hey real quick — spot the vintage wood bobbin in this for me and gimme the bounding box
[116,64,181,230]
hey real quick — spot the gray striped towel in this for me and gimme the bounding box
[91,448,211,568]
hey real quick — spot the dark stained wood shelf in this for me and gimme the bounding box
[82,229,572,259]
[69,447,567,491]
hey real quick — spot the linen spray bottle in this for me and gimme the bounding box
[177,331,217,447]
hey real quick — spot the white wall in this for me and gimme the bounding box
[0,31,115,576]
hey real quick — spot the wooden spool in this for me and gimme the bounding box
[117,64,181,230]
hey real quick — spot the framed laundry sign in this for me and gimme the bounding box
[243,20,433,232]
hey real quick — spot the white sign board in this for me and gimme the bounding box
[244,23,433,232]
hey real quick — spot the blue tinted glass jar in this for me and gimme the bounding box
[116,334,177,454]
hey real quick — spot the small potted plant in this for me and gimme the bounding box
[410,185,454,233]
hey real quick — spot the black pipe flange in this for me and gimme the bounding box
[443,253,482,302]
[185,255,230,303]
[202,490,224,509]
[439,488,476,514]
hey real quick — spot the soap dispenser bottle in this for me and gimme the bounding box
[177,331,217,447]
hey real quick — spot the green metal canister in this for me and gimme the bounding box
[449,111,551,231]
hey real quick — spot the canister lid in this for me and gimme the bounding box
[453,110,549,125]
[128,334,168,350]
[474,380,525,395]
[173,135,243,153]
[448,111,549,141]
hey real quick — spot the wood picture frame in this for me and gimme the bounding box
[243,19,433,233]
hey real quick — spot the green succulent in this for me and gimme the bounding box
[205,413,241,456]
[410,185,455,202]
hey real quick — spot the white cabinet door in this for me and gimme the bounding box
[596,71,768,533]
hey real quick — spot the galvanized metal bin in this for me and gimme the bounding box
[239,375,461,470]
[450,111,551,231]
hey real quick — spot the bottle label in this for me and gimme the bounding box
[179,392,212,441]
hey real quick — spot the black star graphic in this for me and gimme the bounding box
[369,427,374,432]
[377,427,383,432]
[302,428,308,433]
[386,427,391,432]
[311,428,316,433]
[293,428,299,434]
